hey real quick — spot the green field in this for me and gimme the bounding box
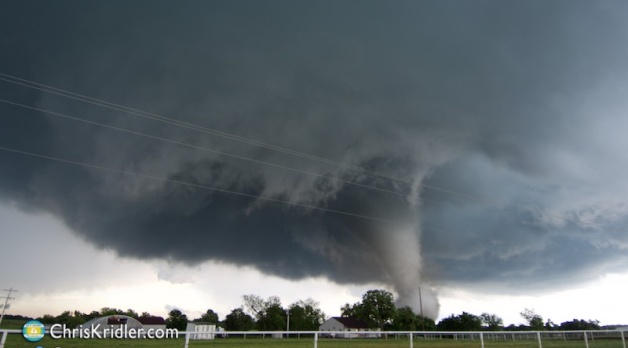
[0,335,625,348]
[0,319,27,330]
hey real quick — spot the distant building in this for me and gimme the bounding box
[137,316,166,332]
[186,322,219,340]
[319,317,379,338]
[80,315,144,338]
[54,315,168,338]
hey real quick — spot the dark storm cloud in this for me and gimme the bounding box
[2,0,628,315]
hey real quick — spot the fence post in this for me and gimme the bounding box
[621,331,626,348]
[0,331,7,348]
[409,332,413,348]
[536,331,542,348]
[480,332,484,348]
[184,332,189,348]
[314,332,318,348]
[584,331,589,348]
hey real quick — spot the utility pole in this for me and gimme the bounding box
[419,286,425,332]
[0,288,17,327]
[285,309,290,338]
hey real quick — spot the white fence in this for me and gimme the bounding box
[181,330,628,348]
[0,329,19,348]
[1,328,627,348]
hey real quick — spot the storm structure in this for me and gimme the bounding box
[2,1,628,319]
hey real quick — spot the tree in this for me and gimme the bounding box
[100,307,124,316]
[360,289,398,329]
[166,309,188,331]
[341,302,361,318]
[545,319,556,330]
[480,313,504,331]
[243,294,276,319]
[54,310,85,329]
[195,309,219,324]
[225,308,254,331]
[242,294,264,317]
[417,314,437,331]
[86,311,101,321]
[437,312,482,331]
[38,314,56,324]
[124,309,139,318]
[257,303,286,330]
[394,306,436,331]
[559,319,600,330]
[339,289,398,329]
[395,306,416,330]
[521,308,544,330]
[289,299,326,331]
[504,324,529,331]
[242,294,286,330]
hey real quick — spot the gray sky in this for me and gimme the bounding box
[1,0,627,323]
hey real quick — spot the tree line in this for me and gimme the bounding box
[341,291,603,332]
[437,308,601,332]
[26,289,605,332]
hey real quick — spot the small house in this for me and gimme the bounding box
[319,317,378,338]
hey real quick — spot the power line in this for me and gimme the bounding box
[0,98,451,207]
[0,98,455,208]
[0,72,480,201]
[0,145,469,235]
[1,74,593,231]
[0,145,398,224]
[0,133,600,238]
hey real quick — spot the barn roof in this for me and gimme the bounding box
[83,315,143,330]
[138,316,166,325]
[333,316,369,329]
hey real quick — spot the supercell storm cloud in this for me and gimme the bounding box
[2,1,628,318]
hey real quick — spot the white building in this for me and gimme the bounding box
[185,322,217,340]
[319,317,379,338]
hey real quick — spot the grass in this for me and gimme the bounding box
[0,335,626,348]
[0,318,28,330]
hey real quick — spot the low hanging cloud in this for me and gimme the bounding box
[2,1,628,318]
